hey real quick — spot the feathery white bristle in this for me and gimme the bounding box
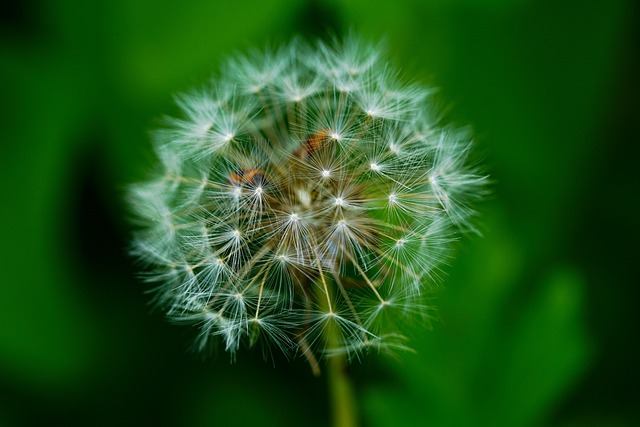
[129,35,486,362]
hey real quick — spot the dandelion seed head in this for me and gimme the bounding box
[129,34,486,363]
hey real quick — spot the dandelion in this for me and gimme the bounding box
[129,35,486,372]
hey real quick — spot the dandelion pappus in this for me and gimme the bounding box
[129,35,487,368]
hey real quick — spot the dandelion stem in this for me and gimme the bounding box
[313,274,359,427]
[327,341,359,427]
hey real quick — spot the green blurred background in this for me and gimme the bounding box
[1,0,638,425]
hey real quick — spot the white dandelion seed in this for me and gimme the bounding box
[129,35,486,365]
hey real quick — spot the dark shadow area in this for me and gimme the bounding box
[65,130,134,291]
[293,0,342,41]
[0,0,48,41]
[554,2,640,424]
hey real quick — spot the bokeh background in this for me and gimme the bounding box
[1,0,638,425]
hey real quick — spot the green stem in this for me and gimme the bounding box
[311,276,359,427]
[327,353,359,427]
